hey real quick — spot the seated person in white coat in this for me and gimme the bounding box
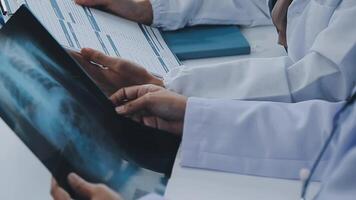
[74,0,272,29]
[73,0,356,102]
[52,85,356,200]
[51,1,356,199]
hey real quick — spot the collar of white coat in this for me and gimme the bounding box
[313,0,343,7]
[292,0,342,8]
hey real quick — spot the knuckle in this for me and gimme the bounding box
[112,62,122,70]
[144,92,154,102]
[96,183,107,190]
[146,84,155,88]
[92,52,103,61]
[147,84,162,91]
[109,90,116,97]
[117,89,124,98]
[95,183,111,193]
[75,181,86,191]
[118,105,128,113]
[126,103,134,111]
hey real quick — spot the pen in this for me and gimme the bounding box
[0,0,8,15]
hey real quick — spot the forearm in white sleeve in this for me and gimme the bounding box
[150,0,272,30]
[180,98,344,180]
[314,101,356,200]
[138,193,165,200]
[165,49,354,102]
[164,1,356,102]
[164,56,295,102]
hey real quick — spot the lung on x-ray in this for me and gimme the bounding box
[0,6,180,200]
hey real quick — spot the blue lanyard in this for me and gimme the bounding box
[300,92,356,200]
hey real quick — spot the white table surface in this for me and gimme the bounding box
[0,25,319,200]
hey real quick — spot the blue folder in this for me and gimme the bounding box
[161,25,250,60]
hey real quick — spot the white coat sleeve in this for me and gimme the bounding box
[164,2,356,102]
[315,100,356,200]
[149,0,272,30]
[316,144,356,200]
[138,193,165,200]
[180,98,344,180]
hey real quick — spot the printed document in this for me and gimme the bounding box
[3,0,181,75]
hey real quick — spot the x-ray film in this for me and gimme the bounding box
[0,6,180,200]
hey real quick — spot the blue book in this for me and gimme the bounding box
[161,25,250,60]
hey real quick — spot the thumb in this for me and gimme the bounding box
[68,173,95,198]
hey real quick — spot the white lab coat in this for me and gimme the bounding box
[181,98,340,180]
[140,90,356,200]
[139,0,356,199]
[150,0,272,30]
[161,0,356,102]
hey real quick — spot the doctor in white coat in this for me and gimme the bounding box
[75,0,272,29]
[75,0,355,103]
[50,1,356,198]
[50,0,356,198]
[70,0,356,175]
[51,85,356,200]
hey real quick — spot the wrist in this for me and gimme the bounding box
[134,0,153,24]
[106,0,152,24]
[105,0,118,11]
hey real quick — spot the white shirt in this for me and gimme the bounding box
[162,0,356,102]
[174,0,356,176]
[139,0,356,199]
[150,0,272,30]
[141,90,356,200]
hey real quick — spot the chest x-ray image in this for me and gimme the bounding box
[0,6,180,200]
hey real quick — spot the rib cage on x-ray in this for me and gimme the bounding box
[0,36,165,199]
[0,37,118,167]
